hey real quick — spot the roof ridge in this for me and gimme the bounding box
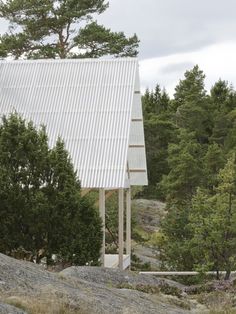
[0,58,138,65]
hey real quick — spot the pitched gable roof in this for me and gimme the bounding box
[0,58,147,188]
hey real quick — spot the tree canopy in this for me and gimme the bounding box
[0,0,139,59]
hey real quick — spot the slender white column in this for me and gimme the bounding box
[126,188,131,257]
[118,188,124,270]
[99,188,105,266]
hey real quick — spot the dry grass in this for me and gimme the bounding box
[195,290,236,314]
[208,310,236,314]
[3,296,84,314]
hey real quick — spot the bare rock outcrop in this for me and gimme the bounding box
[0,303,26,314]
[0,253,205,313]
[61,266,185,290]
[132,199,166,233]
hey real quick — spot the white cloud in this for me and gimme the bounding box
[98,0,236,58]
[139,41,236,96]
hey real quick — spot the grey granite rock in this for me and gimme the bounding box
[0,253,204,313]
[60,266,185,290]
[132,199,166,233]
[0,303,27,314]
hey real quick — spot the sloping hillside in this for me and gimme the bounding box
[0,253,205,313]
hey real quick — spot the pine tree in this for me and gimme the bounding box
[0,0,139,59]
[174,65,206,108]
[161,129,204,204]
[225,114,236,151]
[155,129,205,270]
[174,65,211,143]
[203,143,225,192]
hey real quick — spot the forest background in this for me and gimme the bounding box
[142,66,236,279]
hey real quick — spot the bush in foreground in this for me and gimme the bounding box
[0,113,102,265]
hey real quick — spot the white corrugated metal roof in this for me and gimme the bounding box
[0,58,147,188]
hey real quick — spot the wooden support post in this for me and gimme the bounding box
[118,188,124,270]
[99,188,105,266]
[126,188,131,257]
[95,190,116,207]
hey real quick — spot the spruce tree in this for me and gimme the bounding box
[144,116,177,199]
[210,80,236,148]
[142,85,176,198]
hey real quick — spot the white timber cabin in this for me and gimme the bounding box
[0,58,148,270]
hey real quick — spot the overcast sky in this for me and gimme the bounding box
[97,0,236,95]
[0,0,235,96]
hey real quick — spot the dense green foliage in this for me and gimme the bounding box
[0,113,102,265]
[142,86,177,199]
[190,156,236,280]
[0,0,139,59]
[142,66,236,277]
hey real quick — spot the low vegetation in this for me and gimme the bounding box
[4,296,83,314]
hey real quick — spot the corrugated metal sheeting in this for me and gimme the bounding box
[0,58,147,188]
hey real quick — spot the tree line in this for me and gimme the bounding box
[142,66,236,279]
